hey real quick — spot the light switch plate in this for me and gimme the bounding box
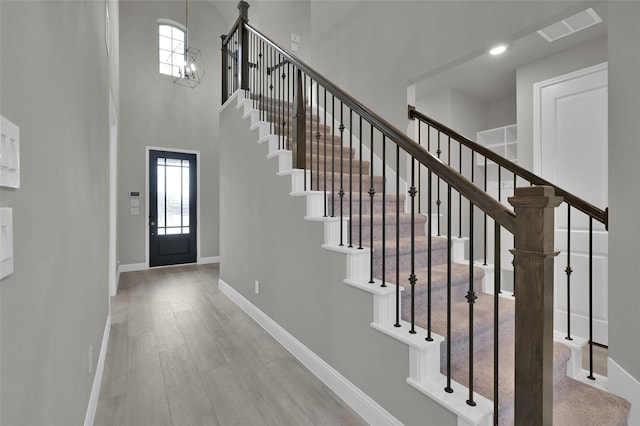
[1,116,20,188]
[0,208,14,279]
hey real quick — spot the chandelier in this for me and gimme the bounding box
[173,0,205,88]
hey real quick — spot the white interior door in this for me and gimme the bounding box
[534,62,608,345]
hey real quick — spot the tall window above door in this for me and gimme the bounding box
[158,20,186,77]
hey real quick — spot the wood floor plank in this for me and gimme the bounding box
[94,394,125,426]
[267,357,368,426]
[99,322,128,399]
[111,289,130,324]
[173,310,227,372]
[125,332,172,425]
[159,346,218,426]
[150,301,186,353]
[231,359,315,426]
[200,365,267,426]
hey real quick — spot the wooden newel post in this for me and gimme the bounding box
[508,186,562,425]
[292,69,306,169]
[237,1,250,91]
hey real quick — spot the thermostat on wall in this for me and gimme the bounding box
[129,191,140,198]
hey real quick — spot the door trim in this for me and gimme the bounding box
[145,146,201,268]
[533,61,608,174]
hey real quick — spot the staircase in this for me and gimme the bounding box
[250,94,631,425]
[220,6,631,425]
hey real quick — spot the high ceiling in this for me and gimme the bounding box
[411,2,608,103]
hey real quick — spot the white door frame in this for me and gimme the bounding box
[145,146,201,268]
[533,62,608,174]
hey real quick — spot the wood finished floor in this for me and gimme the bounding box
[94,264,367,426]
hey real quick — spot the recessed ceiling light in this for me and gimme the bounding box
[489,45,508,56]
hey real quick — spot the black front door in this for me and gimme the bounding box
[149,150,197,267]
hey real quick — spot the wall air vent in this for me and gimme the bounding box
[537,8,602,42]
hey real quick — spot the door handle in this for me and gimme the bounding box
[150,221,156,226]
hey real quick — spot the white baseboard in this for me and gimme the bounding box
[608,358,639,425]
[118,262,147,273]
[198,256,220,264]
[84,314,111,426]
[218,278,401,426]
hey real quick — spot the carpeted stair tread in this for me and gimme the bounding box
[304,156,370,176]
[329,191,406,203]
[382,258,473,292]
[303,144,354,157]
[371,235,431,257]
[314,175,386,193]
[351,212,427,227]
[428,293,516,351]
[553,377,631,426]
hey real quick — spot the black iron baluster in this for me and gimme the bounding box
[498,166,502,202]
[339,103,345,246]
[381,134,386,288]
[395,143,401,328]
[281,66,286,153]
[323,89,327,217]
[259,41,263,122]
[303,75,308,191]
[565,206,573,340]
[467,202,477,407]
[483,156,488,266]
[359,116,364,250]
[418,122,422,213]
[331,95,336,218]
[309,78,313,191]
[409,158,417,334]
[494,221,501,426]
[588,217,595,381]
[286,62,290,147]
[436,132,442,236]
[348,109,353,248]
[426,169,433,342]
[445,185,453,393]
[458,143,462,238]
[497,167,502,294]
[316,84,321,193]
[268,48,274,136]
[368,126,375,284]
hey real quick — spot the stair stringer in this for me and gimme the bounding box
[232,90,494,426]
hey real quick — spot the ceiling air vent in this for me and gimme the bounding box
[537,8,602,42]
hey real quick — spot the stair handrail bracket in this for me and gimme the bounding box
[509,186,562,425]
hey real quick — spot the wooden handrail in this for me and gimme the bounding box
[243,22,516,234]
[408,106,608,227]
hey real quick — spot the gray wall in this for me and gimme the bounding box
[117,0,233,266]
[0,1,116,424]
[608,1,640,382]
[487,95,516,130]
[249,0,312,63]
[219,99,456,426]
[515,36,607,171]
